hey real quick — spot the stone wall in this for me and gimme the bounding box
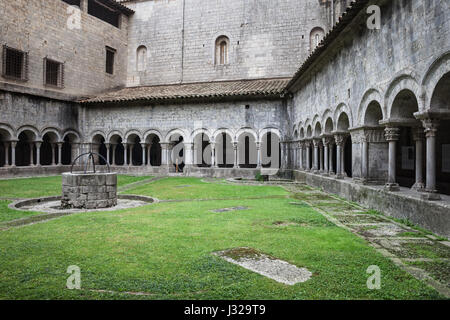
[0,0,129,97]
[80,98,288,142]
[125,0,329,86]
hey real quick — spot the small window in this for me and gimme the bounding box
[106,47,115,75]
[88,0,120,28]
[2,45,28,81]
[215,36,229,65]
[136,45,147,72]
[44,58,64,88]
[310,27,325,53]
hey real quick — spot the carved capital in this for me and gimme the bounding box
[334,134,346,147]
[322,136,333,146]
[384,127,400,142]
[421,119,439,138]
[312,138,322,148]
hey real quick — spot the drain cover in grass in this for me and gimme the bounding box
[175,185,192,188]
[213,247,312,285]
[211,206,248,213]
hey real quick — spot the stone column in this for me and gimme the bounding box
[312,139,319,173]
[105,143,111,165]
[299,142,304,170]
[211,143,216,167]
[361,135,369,181]
[141,143,147,166]
[305,141,311,171]
[384,127,400,191]
[233,142,239,168]
[51,143,56,165]
[422,119,440,200]
[184,143,193,166]
[10,141,17,167]
[123,143,128,166]
[129,144,133,166]
[29,143,35,166]
[256,142,261,168]
[412,128,425,191]
[319,141,324,172]
[329,140,335,175]
[35,142,41,166]
[160,143,168,166]
[3,142,10,166]
[57,142,62,166]
[334,134,345,179]
[322,137,330,175]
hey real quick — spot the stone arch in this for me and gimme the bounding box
[125,129,143,143]
[422,51,450,110]
[62,130,81,143]
[212,128,235,144]
[333,103,353,129]
[337,112,350,132]
[299,127,305,139]
[41,127,61,142]
[321,109,333,126]
[389,89,419,120]
[314,121,322,137]
[192,129,212,167]
[90,130,106,142]
[165,129,188,143]
[17,125,39,141]
[363,101,384,126]
[429,71,450,111]
[143,129,163,143]
[190,128,212,142]
[324,117,334,134]
[306,125,313,138]
[0,123,15,140]
[106,130,123,142]
[358,88,385,124]
[260,128,281,169]
[235,127,258,143]
[385,74,423,117]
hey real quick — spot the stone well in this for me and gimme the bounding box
[62,172,117,209]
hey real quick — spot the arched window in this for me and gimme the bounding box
[310,27,325,53]
[136,45,147,72]
[215,36,229,65]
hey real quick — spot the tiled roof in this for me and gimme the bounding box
[103,0,134,15]
[80,78,291,104]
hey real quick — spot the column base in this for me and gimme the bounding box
[411,182,425,192]
[421,190,441,201]
[335,174,345,180]
[384,183,400,192]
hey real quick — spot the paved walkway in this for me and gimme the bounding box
[280,183,450,298]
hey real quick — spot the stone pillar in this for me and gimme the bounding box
[384,127,400,191]
[29,143,35,166]
[422,119,440,200]
[105,143,111,165]
[141,143,147,166]
[184,142,193,166]
[3,142,10,166]
[57,142,62,166]
[334,134,345,179]
[35,142,41,166]
[80,0,88,12]
[305,141,311,171]
[10,141,17,167]
[256,142,261,168]
[322,137,330,175]
[51,143,56,165]
[160,143,168,166]
[312,139,319,172]
[412,128,425,191]
[319,142,324,172]
[123,143,128,166]
[111,144,117,166]
[299,142,304,170]
[361,135,369,181]
[211,143,216,167]
[129,144,133,166]
[329,140,335,175]
[233,142,238,168]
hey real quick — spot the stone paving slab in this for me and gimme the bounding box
[214,247,312,286]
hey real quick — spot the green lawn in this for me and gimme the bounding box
[123,177,288,200]
[0,200,42,223]
[0,176,444,299]
[0,175,152,199]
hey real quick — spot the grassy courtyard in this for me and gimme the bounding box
[0,176,446,299]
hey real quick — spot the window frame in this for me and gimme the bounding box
[105,46,116,75]
[43,57,65,88]
[2,45,29,82]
